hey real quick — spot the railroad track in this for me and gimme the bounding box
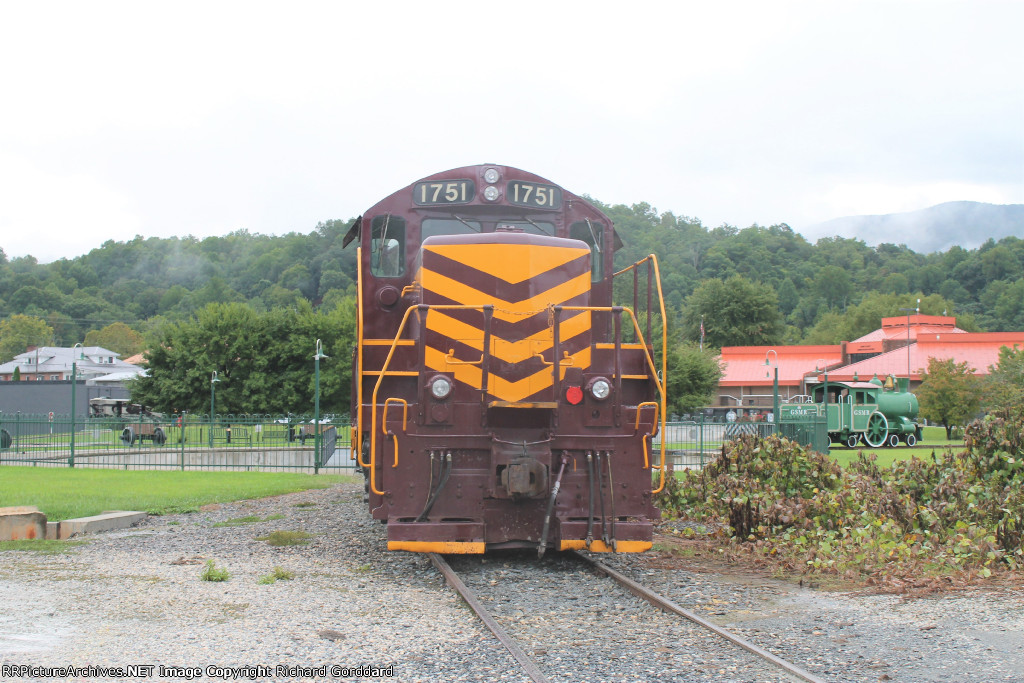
[429,551,826,683]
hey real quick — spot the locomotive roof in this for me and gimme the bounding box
[372,163,599,211]
[344,164,623,249]
[805,379,885,390]
[422,231,591,250]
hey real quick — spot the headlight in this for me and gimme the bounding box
[483,168,500,184]
[430,376,452,399]
[589,378,611,400]
[483,185,500,201]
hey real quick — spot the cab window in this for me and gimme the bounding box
[370,215,406,277]
[570,220,604,281]
[421,218,481,240]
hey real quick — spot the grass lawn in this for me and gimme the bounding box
[828,425,966,468]
[0,467,354,521]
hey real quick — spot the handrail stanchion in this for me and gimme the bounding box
[552,306,562,407]
[355,246,366,466]
[480,305,493,426]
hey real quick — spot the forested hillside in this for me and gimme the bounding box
[1,203,1022,357]
[598,200,1022,342]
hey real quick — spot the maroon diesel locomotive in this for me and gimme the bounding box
[344,164,667,555]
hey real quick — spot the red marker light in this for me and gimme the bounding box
[565,386,584,405]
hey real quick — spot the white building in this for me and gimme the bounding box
[0,346,145,384]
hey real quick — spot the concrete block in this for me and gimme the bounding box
[46,522,61,540]
[0,505,47,541]
[57,511,148,539]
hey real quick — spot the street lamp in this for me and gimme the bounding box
[69,343,84,467]
[815,359,831,453]
[898,298,921,381]
[814,358,830,413]
[70,343,84,412]
[313,339,329,470]
[209,371,220,447]
[764,350,779,426]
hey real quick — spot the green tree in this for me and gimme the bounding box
[802,310,846,345]
[814,265,853,309]
[666,342,722,414]
[84,322,147,358]
[984,345,1024,411]
[917,357,983,439]
[992,278,1024,331]
[776,278,799,316]
[0,314,53,361]
[131,302,356,415]
[682,275,784,348]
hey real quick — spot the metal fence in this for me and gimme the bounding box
[2,412,829,474]
[654,415,829,470]
[0,412,357,474]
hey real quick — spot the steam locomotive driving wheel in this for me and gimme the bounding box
[863,411,888,448]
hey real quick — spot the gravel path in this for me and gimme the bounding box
[1,480,1023,682]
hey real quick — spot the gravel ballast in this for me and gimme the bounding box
[1,480,1023,682]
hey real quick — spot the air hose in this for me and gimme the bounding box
[538,454,569,559]
[415,451,452,522]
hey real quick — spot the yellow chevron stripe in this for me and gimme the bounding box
[425,310,591,364]
[420,270,591,322]
[424,243,589,284]
[425,346,592,403]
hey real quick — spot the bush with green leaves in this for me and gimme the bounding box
[657,410,1024,583]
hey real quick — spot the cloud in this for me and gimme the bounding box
[0,2,1021,261]
[0,154,142,261]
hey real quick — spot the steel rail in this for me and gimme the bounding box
[574,552,826,683]
[428,553,550,683]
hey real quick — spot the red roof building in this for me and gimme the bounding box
[717,316,1024,414]
[717,345,843,409]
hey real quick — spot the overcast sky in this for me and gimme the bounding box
[2,1,1022,264]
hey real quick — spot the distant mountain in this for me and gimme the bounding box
[802,202,1024,253]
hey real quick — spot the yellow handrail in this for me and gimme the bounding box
[634,401,660,469]
[369,305,419,495]
[355,247,367,467]
[534,349,575,367]
[383,397,407,468]
[605,253,670,493]
[444,349,484,366]
[364,267,669,496]
[561,302,666,493]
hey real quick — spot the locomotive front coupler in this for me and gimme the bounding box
[490,434,553,500]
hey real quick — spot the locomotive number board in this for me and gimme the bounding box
[507,181,562,209]
[414,179,476,205]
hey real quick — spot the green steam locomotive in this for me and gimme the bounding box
[779,374,923,448]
